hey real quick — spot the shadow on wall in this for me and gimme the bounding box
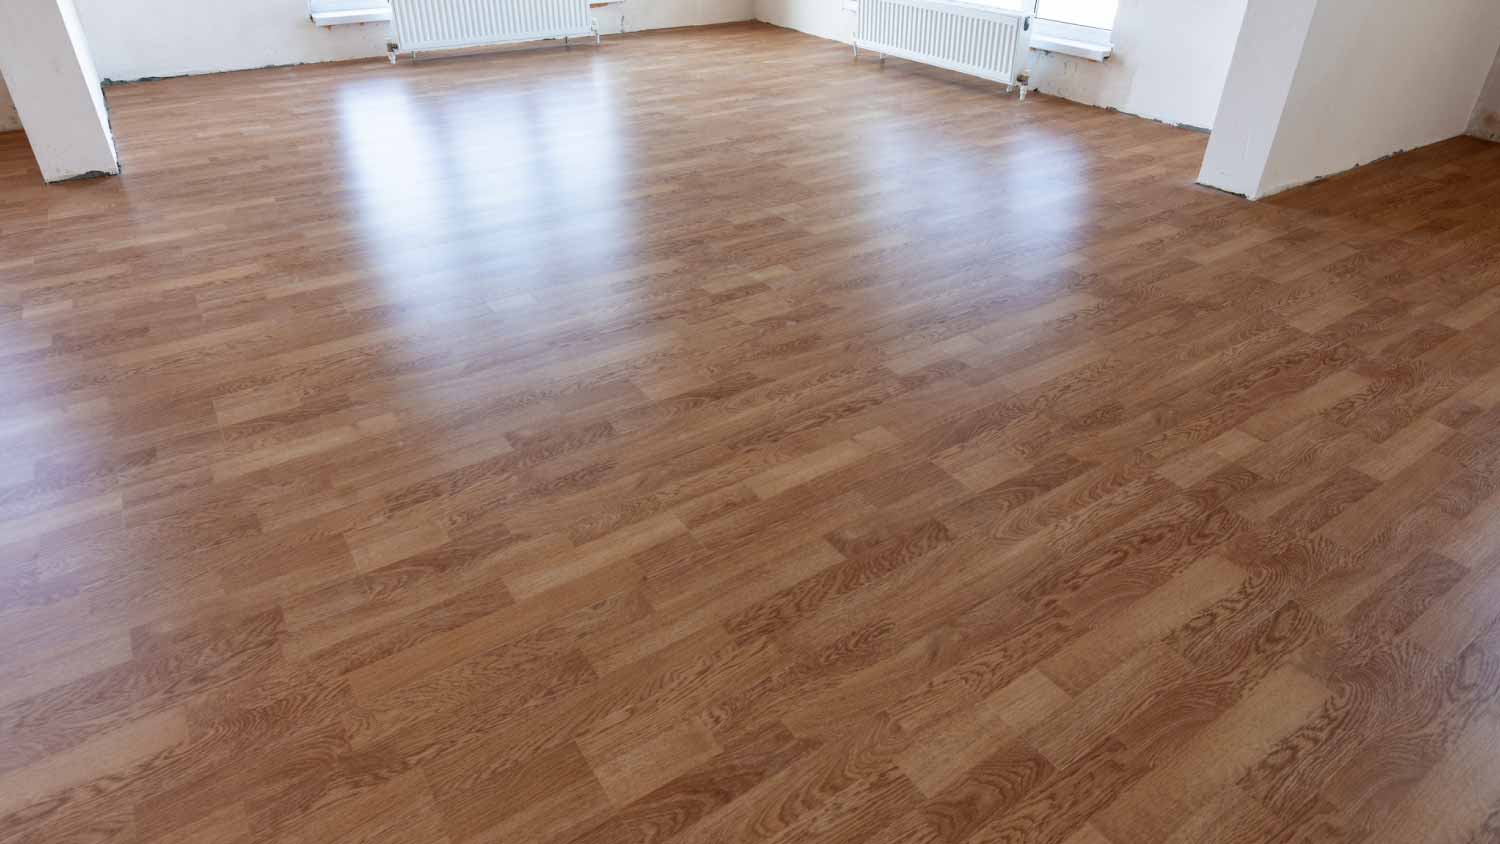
[1470,45,1500,141]
[0,71,20,132]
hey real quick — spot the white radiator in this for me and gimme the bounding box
[388,0,596,56]
[855,0,1031,94]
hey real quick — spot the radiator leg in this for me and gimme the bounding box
[1019,85,1027,102]
[565,35,570,48]
[853,42,859,60]
[878,52,885,64]
[387,42,398,64]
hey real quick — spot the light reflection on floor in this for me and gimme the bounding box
[335,59,631,319]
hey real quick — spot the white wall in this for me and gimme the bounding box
[599,0,755,37]
[0,0,119,181]
[76,0,388,81]
[752,0,849,47]
[1469,47,1500,142]
[73,0,754,82]
[751,0,1247,130]
[1028,0,1246,130]
[1205,0,1500,198]
[0,73,21,133]
[1258,0,1500,196]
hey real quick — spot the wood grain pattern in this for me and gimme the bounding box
[4,20,1500,844]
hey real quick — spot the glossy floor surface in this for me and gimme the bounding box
[6,21,1500,844]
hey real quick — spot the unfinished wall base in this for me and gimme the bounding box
[0,74,20,132]
[1469,45,1500,142]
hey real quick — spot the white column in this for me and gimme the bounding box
[0,0,118,182]
[1197,0,1317,199]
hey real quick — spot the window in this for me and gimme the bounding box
[1035,0,1118,31]
[1029,0,1116,60]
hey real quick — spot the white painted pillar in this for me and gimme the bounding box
[1197,0,1317,199]
[1202,0,1500,200]
[0,0,118,182]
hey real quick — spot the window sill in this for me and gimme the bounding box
[1029,33,1111,61]
[311,8,392,26]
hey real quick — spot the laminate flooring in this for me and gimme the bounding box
[5,20,1500,844]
